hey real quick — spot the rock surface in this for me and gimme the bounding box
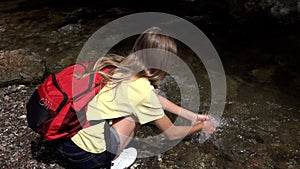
[0,49,45,86]
[0,0,299,169]
[228,0,298,24]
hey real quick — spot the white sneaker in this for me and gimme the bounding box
[111,147,137,169]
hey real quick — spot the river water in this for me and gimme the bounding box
[1,0,299,168]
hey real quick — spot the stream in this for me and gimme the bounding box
[0,0,299,168]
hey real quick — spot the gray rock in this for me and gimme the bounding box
[58,23,82,34]
[0,49,45,86]
[229,0,298,24]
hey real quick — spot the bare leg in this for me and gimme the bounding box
[112,116,140,154]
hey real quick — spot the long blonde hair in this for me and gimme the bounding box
[91,27,177,87]
[130,27,177,87]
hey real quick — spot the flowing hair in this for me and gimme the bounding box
[86,27,178,88]
[75,54,124,83]
[130,27,177,87]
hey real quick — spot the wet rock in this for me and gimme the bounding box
[250,65,278,83]
[229,0,298,24]
[0,49,46,86]
[63,8,99,25]
[58,24,82,34]
[105,7,132,17]
[226,75,242,99]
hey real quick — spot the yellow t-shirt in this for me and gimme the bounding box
[71,78,165,153]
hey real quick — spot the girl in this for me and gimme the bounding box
[58,27,216,169]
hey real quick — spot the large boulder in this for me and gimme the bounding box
[0,49,46,86]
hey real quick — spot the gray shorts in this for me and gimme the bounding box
[107,125,120,155]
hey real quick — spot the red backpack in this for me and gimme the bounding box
[26,62,110,140]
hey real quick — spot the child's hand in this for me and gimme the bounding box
[193,114,209,124]
[201,120,216,134]
[193,114,217,134]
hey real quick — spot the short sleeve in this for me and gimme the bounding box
[133,90,165,124]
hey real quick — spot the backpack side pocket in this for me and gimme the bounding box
[26,89,52,132]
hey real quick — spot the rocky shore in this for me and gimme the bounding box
[1,82,300,168]
[0,84,60,168]
[1,0,299,168]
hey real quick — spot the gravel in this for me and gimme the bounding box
[0,85,144,169]
[0,85,73,169]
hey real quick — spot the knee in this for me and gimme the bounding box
[112,116,139,133]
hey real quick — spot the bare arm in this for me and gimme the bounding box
[157,95,207,123]
[153,114,215,140]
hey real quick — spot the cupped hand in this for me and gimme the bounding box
[193,114,209,124]
[201,120,217,134]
